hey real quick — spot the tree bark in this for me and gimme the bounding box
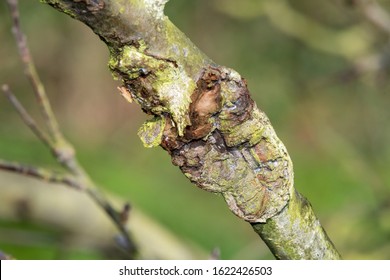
[40,0,341,259]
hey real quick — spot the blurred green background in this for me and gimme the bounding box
[1,0,390,259]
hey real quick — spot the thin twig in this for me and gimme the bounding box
[0,156,134,254]
[3,0,137,257]
[2,84,52,148]
[120,203,131,225]
[88,190,136,253]
[5,0,77,172]
[6,0,62,141]
[0,159,83,190]
[0,158,132,252]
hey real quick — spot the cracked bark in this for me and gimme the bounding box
[40,0,341,259]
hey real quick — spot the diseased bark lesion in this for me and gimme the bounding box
[147,66,292,223]
[109,42,293,222]
[38,0,341,259]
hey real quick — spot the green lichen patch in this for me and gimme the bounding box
[138,116,166,148]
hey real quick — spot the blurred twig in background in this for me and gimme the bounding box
[215,0,390,79]
[352,0,390,36]
[347,0,390,78]
[214,0,372,60]
[0,0,136,258]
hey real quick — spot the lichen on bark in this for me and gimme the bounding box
[137,116,166,148]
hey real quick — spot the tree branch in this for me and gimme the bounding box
[0,159,82,190]
[252,191,341,259]
[39,0,340,259]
